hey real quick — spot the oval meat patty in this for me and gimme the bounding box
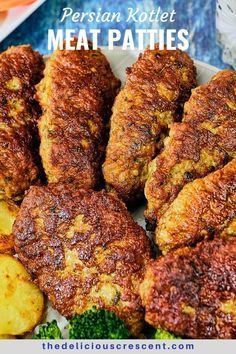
[0,45,44,200]
[140,238,236,339]
[37,40,120,189]
[155,159,236,254]
[13,184,152,336]
[145,70,236,226]
[103,44,196,203]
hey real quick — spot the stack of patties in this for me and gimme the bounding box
[0,39,235,338]
[140,71,236,338]
[12,42,197,336]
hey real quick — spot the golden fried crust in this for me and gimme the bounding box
[144,122,229,224]
[13,185,152,336]
[103,44,196,202]
[37,41,120,188]
[140,238,236,338]
[145,70,236,225]
[0,45,44,199]
[185,70,236,156]
[155,159,236,253]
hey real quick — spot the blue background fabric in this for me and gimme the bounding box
[0,0,231,69]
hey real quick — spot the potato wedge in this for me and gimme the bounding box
[0,254,44,335]
[0,200,19,253]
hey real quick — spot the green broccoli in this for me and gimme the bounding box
[33,320,62,339]
[154,328,181,339]
[68,307,130,339]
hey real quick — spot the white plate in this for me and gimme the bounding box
[37,48,220,336]
[0,0,46,43]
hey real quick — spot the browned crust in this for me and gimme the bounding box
[0,199,19,254]
[0,45,44,199]
[145,70,236,225]
[140,238,236,338]
[0,233,14,254]
[103,44,196,203]
[155,159,236,253]
[37,40,120,188]
[144,122,229,224]
[13,184,152,336]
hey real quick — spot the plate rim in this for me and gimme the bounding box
[43,48,220,74]
[101,46,221,74]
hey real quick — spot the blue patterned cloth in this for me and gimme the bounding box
[0,0,232,69]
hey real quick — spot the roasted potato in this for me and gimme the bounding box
[0,254,44,335]
[0,200,19,253]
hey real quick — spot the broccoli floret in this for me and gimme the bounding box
[69,307,130,339]
[33,320,62,339]
[154,328,181,339]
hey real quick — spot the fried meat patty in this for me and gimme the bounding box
[145,70,236,225]
[13,184,152,336]
[37,41,120,189]
[156,159,236,254]
[103,44,196,202]
[140,238,236,338]
[0,45,44,199]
